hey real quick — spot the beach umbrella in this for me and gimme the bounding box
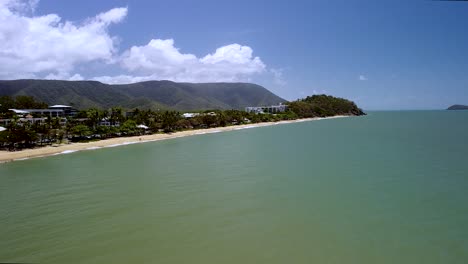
[0,126,6,132]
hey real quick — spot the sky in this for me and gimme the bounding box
[1,0,467,110]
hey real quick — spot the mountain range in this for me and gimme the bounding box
[0,80,286,111]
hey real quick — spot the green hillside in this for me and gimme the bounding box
[0,80,286,111]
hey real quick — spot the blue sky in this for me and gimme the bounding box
[1,0,468,109]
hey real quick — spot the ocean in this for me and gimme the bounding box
[1,111,467,263]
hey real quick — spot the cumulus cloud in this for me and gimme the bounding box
[0,0,127,79]
[1,1,270,84]
[45,72,84,81]
[359,75,368,81]
[99,39,266,83]
[0,0,38,14]
[270,68,286,86]
[92,74,157,84]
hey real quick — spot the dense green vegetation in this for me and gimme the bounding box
[288,95,365,117]
[0,80,286,111]
[0,95,48,113]
[0,94,364,151]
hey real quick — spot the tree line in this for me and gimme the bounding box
[0,94,364,151]
[0,95,48,117]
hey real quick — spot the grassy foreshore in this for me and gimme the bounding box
[0,116,347,163]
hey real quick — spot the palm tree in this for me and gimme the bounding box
[86,108,101,130]
[110,107,124,126]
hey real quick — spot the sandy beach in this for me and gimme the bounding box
[0,116,347,163]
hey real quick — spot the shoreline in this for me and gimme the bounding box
[0,115,348,164]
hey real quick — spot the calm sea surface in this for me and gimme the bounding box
[1,111,468,263]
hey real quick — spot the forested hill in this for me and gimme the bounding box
[447,105,468,110]
[0,80,286,111]
[288,95,365,117]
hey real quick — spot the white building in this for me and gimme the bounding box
[245,103,288,114]
[8,105,78,118]
[182,113,200,118]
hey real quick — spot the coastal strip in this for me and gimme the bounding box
[0,116,347,164]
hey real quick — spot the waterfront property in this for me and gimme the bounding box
[99,118,121,127]
[182,112,216,118]
[0,117,68,127]
[8,105,78,118]
[245,103,288,114]
[0,95,364,151]
[2,105,77,127]
[182,113,200,118]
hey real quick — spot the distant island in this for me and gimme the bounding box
[447,105,468,110]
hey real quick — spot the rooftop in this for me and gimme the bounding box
[9,108,64,113]
[49,105,72,108]
[8,109,30,114]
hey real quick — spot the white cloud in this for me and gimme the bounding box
[0,0,38,14]
[0,0,127,79]
[92,74,157,84]
[359,75,368,81]
[45,72,84,81]
[270,68,286,86]
[0,1,271,84]
[108,39,266,83]
[95,7,127,24]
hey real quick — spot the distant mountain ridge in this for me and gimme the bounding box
[0,80,286,111]
[447,105,468,110]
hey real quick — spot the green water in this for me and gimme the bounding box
[1,111,468,263]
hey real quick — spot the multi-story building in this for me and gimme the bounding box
[245,103,288,114]
[8,105,78,118]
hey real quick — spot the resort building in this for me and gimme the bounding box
[8,105,78,118]
[182,112,216,118]
[182,113,200,118]
[0,117,67,127]
[48,105,79,117]
[245,103,288,114]
[99,118,120,127]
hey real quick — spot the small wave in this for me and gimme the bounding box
[105,144,122,148]
[105,141,138,148]
[61,150,78,154]
[86,146,101,150]
[121,142,138,145]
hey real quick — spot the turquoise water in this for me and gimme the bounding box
[1,111,467,263]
